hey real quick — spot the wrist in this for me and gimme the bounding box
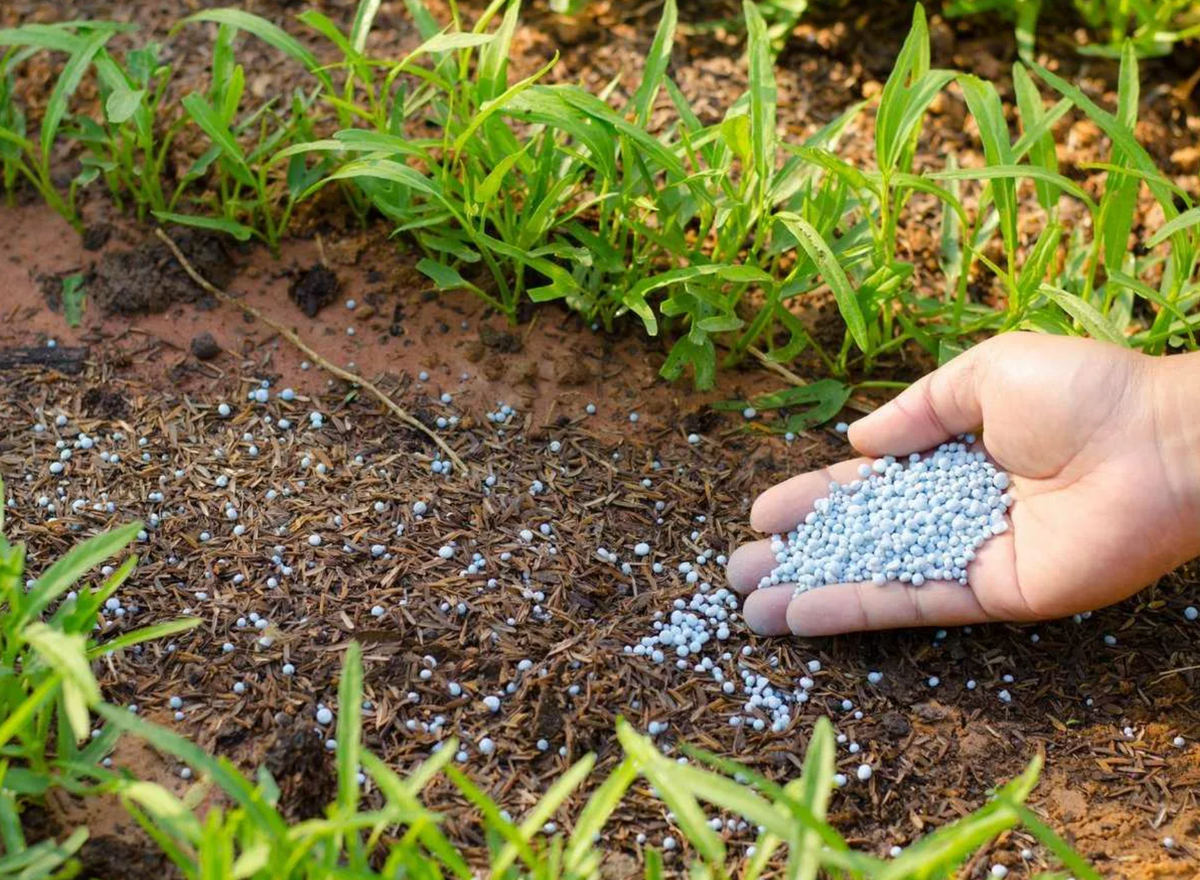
[1149,350,1200,556]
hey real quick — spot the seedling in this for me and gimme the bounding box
[0,23,131,232]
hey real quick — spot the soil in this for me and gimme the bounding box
[89,227,234,315]
[288,264,341,318]
[0,0,1198,878]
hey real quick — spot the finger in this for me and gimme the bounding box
[848,342,989,458]
[742,585,796,635]
[959,529,1035,621]
[784,580,993,636]
[750,458,874,533]
[726,540,777,595]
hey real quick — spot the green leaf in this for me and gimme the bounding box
[956,75,1017,258]
[625,264,771,337]
[478,1,518,102]
[630,0,676,126]
[776,212,869,352]
[1012,62,1059,211]
[98,704,289,840]
[743,0,777,196]
[336,642,363,818]
[350,0,383,53]
[0,24,84,53]
[181,92,246,168]
[61,273,86,327]
[16,521,141,631]
[1145,206,1200,249]
[474,144,529,204]
[22,623,99,740]
[617,719,725,864]
[564,758,637,873]
[88,617,200,659]
[152,211,255,242]
[452,54,557,155]
[1039,284,1129,346]
[416,258,481,294]
[660,335,717,390]
[41,29,113,160]
[929,164,1094,209]
[492,754,596,876]
[793,716,836,879]
[104,84,145,125]
[180,9,332,91]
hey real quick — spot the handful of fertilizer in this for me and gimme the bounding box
[757,438,1013,595]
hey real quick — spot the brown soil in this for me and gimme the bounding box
[88,227,235,316]
[0,0,1198,877]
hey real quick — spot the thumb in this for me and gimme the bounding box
[848,343,988,457]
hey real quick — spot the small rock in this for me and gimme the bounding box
[190,332,221,361]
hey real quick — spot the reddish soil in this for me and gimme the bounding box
[1,1,1199,878]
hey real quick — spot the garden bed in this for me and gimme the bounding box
[1,0,1200,878]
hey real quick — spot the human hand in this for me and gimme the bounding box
[727,333,1200,636]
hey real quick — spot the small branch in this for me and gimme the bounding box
[155,228,464,472]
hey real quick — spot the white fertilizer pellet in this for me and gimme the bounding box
[758,439,1012,595]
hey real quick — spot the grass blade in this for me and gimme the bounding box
[350,0,382,53]
[776,212,869,352]
[41,29,112,160]
[180,9,332,91]
[957,74,1017,260]
[617,719,725,864]
[630,0,676,126]
[1012,62,1059,211]
[153,211,255,241]
[743,0,777,196]
[336,642,364,821]
[492,753,596,875]
[16,521,141,629]
[564,758,637,872]
[1145,207,1200,249]
[929,165,1094,210]
[477,0,519,102]
[1039,284,1129,346]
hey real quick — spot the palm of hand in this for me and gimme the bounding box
[727,334,1199,636]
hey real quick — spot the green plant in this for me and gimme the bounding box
[0,476,199,803]
[153,17,332,255]
[66,41,180,220]
[60,273,86,327]
[945,0,1200,59]
[90,640,1099,878]
[0,816,88,880]
[0,23,135,232]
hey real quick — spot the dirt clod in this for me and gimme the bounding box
[90,228,234,315]
[81,387,128,421]
[288,264,340,317]
[264,726,337,822]
[480,324,522,353]
[81,223,111,252]
[190,332,221,361]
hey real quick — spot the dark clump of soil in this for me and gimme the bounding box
[479,323,523,353]
[288,264,340,317]
[90,228,234,316]
[82,223,111,252]
[76,834,177,880]
[190,331,221,361]
[81,387,129,421]
[264,725,337,821]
